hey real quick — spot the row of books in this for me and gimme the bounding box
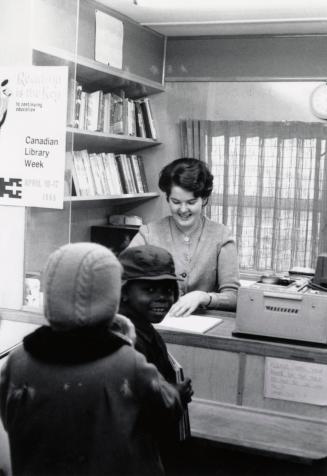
[67,80,157,139]
[67,150,148,197]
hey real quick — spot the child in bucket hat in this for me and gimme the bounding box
[0,243,183,476]
[119,245,193,473]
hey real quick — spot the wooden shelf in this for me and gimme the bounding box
[65,192,159,207]
[32,45,165,97]
[67,127,161,153]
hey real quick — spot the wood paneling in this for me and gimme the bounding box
[167,343,239,403]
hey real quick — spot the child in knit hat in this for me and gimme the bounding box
[119,245,193,473]
[0,242,182,476]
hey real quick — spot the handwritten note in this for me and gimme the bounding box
[264,357,327,406]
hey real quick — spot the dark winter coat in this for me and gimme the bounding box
[0,326,182,476]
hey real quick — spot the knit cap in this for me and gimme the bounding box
[43,242,122,331]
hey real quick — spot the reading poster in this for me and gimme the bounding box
[0,66,67,209]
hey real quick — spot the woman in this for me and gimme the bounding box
[128,158,240,316]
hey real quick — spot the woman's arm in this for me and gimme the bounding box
[168,234,240,316]
[207,239,240,311]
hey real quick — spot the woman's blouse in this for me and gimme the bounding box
[128,216,240,311]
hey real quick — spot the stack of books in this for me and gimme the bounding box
[66,150,148,197]
[67,78,157,139]
[168,352,191,442]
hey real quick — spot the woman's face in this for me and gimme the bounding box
[168,185,204,232]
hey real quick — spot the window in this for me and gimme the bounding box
[180,120,327,273]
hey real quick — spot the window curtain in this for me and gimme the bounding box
[180,119,327,272]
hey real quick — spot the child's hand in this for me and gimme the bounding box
[176,378,193,407]
[110,313,137,346]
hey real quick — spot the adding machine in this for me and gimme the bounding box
[235,258,327,344]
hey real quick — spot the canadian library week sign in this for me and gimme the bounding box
[0,66,67,208]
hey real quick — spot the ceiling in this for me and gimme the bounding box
[97,0,327,37]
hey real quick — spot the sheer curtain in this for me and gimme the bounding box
[180,119,327,272]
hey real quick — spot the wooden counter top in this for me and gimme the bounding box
[158,310,327,364]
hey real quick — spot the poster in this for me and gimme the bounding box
[95,10,123,69]
[0,66,68,209]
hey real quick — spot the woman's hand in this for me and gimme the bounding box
[168,291,210,317]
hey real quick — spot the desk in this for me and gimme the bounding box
[158,311,327,461]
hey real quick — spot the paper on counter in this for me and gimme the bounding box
[155,314,222,334]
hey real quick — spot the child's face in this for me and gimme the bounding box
[124,279,175,323]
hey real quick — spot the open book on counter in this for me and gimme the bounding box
[154,314,222,334]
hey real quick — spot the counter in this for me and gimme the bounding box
[158,310,327,461]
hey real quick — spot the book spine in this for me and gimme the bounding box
[96,153,109,194]
[101,153,113,195]
[128,155,139,193]
[66,77,77,127]
[89,153,104,195]
[130,154,144,193]
[127,99,136,136]
[86,91,100,132]
[111,154,124,194]
[78,91,87,130]
[97,90,104,132]
[134,100,146,138]
[103,92,112,134]
[143,97,157,139]
[72,151,89,196]
[137,156,148,192]
[123,96,129,135]
[74,83,83,128]
[80,149,96,196]
[115,155,128,193]
[111,91,125,135]
[120,154,134,193]
[66,151,79,196]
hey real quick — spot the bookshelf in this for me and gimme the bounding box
[67,128,161,154]
[31,43,162,202]
[20,0,166,303]
[66,192,159,208]
[32,46,165,98]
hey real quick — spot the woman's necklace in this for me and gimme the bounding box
[173,216,203,262]
[174,216,203,243]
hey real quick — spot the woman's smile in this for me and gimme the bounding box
[168,185,204,233]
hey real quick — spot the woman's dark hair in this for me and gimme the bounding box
[158,158,213,201]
